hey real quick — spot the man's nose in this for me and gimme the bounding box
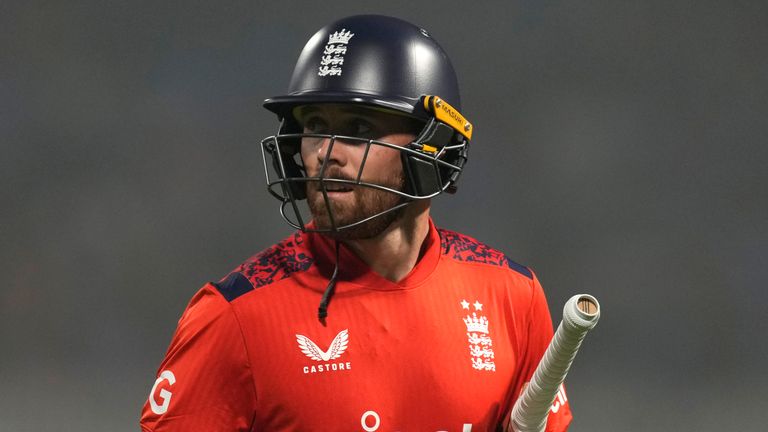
[316,136,348,168]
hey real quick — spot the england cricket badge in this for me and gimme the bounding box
[460,299,496,371]
[318,29,354,76]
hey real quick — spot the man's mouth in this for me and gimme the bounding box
[322,182,354,192]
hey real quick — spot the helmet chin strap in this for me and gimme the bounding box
[317,240,340,324]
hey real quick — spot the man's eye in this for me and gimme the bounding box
[303,117,327,134]
[348,119,373,137]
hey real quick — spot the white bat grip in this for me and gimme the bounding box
[509,294,600,432]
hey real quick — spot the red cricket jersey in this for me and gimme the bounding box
[140,220,572,431]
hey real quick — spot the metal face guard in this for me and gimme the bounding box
[260,131,466,233]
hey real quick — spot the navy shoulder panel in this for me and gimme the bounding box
[437,228,533,279]
[214,272,254,302]
[213,231,314,302]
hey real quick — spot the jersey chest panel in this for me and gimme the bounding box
[236,265,523,431]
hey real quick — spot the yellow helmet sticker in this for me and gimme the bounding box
[421,144,438,154]
[423,96,473,140]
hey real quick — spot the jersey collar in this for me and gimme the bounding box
[302,218,442,291]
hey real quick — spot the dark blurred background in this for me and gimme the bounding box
[2,1,766,430]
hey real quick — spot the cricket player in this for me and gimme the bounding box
[141,14,572,431]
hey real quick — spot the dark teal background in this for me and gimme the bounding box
[2,1,766,430]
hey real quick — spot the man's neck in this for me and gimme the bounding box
[343,202,431,283]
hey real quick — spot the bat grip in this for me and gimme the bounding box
[509,294,600,432]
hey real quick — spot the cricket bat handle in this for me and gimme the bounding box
[508,294,601,432]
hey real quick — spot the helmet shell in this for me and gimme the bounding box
[263,15,461,119]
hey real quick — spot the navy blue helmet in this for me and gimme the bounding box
[261,14,472,233]
[264,14,463,119]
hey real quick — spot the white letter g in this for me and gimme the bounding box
[149,370,176,415]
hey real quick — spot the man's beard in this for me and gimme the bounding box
[306,168,407,240]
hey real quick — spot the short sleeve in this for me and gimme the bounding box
[140,284,256,432]
[514,272,574,432]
